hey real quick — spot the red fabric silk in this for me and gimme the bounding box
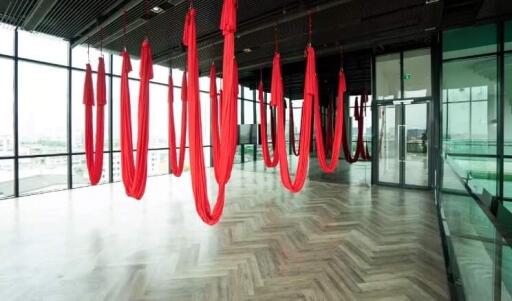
[258,80,279,167]
[341,92,367,164]
[84,58,106,185]
[289,97,301,156]
[273,49,315,193]
[313,71,346,173]
[120,40,153,200]
[183,2,238,225]
[168,71,188,176]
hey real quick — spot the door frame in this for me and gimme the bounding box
[371,47,435,189]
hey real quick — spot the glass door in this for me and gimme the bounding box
[378,104,401,184]
[377,100,430,187]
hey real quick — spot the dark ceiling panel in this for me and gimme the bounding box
[0,0,496,100]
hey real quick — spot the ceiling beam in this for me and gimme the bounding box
[21,0,59,31]
[153,0,356,64]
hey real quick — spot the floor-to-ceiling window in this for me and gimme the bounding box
[439,22,512,301]
[0,24,216,199]
[0,26,14,198]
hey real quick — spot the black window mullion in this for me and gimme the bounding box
[67,43,73,189]
[13,28,19,197]
[109,53,114,183]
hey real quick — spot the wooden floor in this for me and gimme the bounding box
[0,168,449,301]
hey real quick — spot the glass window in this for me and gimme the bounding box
[153,64,169,84]
[443,24,497,59]
[19,62,67,155]
[71,70,110,153]
[244,100,254,124]
[71,45,111,71]
[376,53,401,100]
[0,58,14,157]
[149,83,168,148]
[442,56,497,156]
[0,24,14,56]
[72,154,109,188]
[18,30,69,65]
[0,159,14,199]
[19,156,68,195]
[403,48,431,98]
[148,150,169,176]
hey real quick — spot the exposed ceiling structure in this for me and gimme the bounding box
[1,0,511,100]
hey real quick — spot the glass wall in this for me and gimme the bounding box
[439,21,512,301]
[0,25,219,199]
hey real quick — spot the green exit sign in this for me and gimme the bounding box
[403,73,412,80]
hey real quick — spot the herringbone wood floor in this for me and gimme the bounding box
[0,168,449,301]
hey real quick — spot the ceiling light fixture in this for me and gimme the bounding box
[243,48,252,53]
[151,6,164,13]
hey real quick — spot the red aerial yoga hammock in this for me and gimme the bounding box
[341,92,367,163]
[120,40,153,200]
[184,0,238,225]
[272,47,315,193]
[168,71,188,176]
[312,70,346,173]
[258,80,279,167]
[289,97,301,156]
[83,57,106,185]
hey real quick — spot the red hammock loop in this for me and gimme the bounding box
[184,1,238,225]
[258,80,279,167]
[84,57,106,185]
[168,71,188,176]
[273,48,315,193]
[120,39,153,200]
[312,70,346,173]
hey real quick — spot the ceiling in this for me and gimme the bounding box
[1,0,511,100]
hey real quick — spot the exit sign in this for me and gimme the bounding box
[403,73,412,80]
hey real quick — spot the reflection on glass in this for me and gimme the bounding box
[443,56,497,157]
[376,53,401,100]
[443,24,497,60]
[19,62,67,155]
[19,156,68,195]
[378,106,399,183]
[504,55,512,156]
[0,159,14,198]
[405,103,428,186]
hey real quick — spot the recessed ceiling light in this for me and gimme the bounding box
[151,6,164,13]
[243,48,252,53]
